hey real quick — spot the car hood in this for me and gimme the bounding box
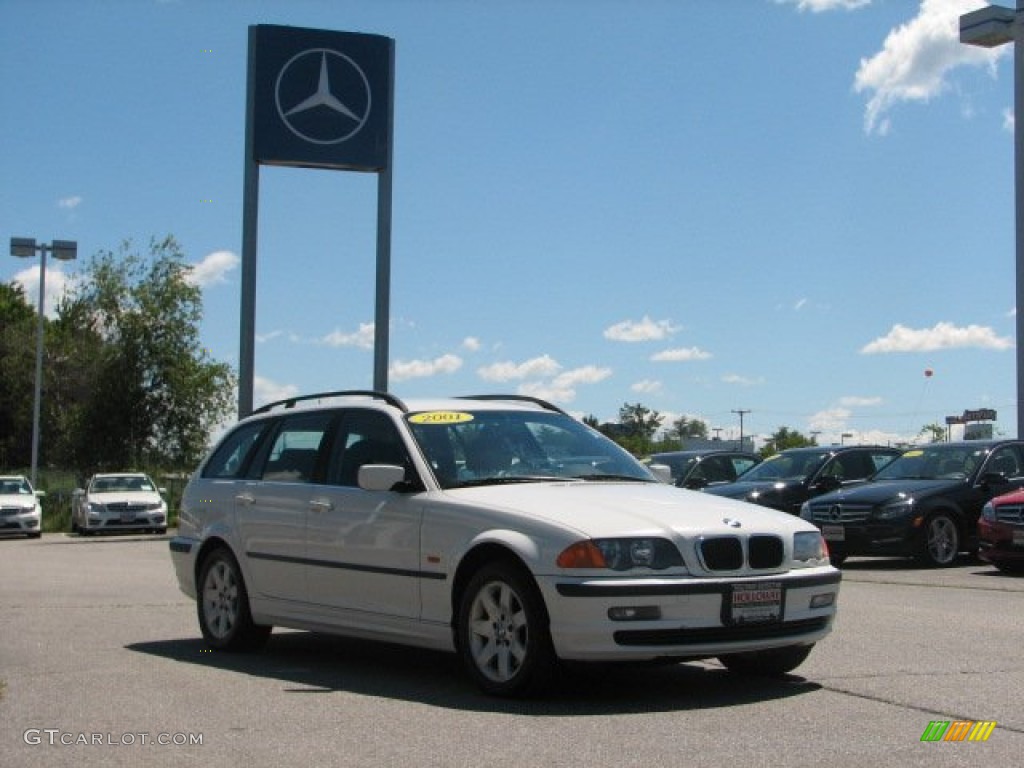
[814,478,962,505]
[0,493,37,507]
[702,480,800,499]
[446,481,813,538]
[88,491,163,505]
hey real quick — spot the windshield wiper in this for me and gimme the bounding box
[574,474,653,483]
[450,475,575,489]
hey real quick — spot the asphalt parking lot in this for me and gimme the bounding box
[1,533,1022,767]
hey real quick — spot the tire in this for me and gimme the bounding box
[718,644,814,676]
[828,549,847,567]
[197,548,271,651]
[920,512,960,567]
[27,531,41,539]
[456,561,556,697]
[154,528,167,536]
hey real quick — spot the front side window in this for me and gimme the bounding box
[407,409,653,489]
[740,452,826,482]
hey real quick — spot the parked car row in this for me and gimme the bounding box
[646,440,1024,572]
[0,472,168,538]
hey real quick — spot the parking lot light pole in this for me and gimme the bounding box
[960,4,1024,438]
[10,237,78,487]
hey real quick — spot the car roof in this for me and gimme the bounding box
[651,450,755,459]
[245,391,569,420]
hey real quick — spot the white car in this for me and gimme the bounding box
[170,392,840,696]
[0,475,44,538]
[72,473,168,535]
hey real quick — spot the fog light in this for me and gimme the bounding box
[608,606,661,621]
[810,593,835,609]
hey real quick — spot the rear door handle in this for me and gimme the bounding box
[310,499,334,513]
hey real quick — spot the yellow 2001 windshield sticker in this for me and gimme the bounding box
[408,411,474,425]
[903,450,924,458]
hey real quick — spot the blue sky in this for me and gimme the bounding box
[1,0,1019,447]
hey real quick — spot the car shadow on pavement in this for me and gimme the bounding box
[127,631,821,715]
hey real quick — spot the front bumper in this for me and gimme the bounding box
[80,509,166,532]
[978,520,1024,567]
[537,567,841,661]
[169,536,199,599]
[0,507,41,536]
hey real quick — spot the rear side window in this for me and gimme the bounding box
[260,413,335,483]
[202,421,269,479]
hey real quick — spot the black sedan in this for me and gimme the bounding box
[647,449,761,490]
[800,440,1024,567]
[703,445,900,515]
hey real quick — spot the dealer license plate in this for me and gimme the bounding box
[821,524,845,542]
[729,582,782,624]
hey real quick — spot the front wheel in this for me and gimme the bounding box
[920,513,960,567]
[197,548,270,651]
[718,644,814,676]
[456,561,556,697]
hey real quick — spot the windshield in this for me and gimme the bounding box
[736,451,826,482]
[0,478,32,495]
[873,445,987,481]
[406,409,655,489]
[90,475,156,493]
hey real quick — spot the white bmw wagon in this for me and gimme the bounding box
[170,391,840,696]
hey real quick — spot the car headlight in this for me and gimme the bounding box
[876,499,913,519]
[794,531,828,564]
[981,502,996,522]
[798,501,812,521]
[557,538,685,571]
[87,501,105,513]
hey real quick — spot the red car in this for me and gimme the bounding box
[979,489,1024,574]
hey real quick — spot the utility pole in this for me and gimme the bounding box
[731,409,751,451]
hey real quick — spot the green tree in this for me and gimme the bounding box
[671,415,709,442]
[918,423,946,443]
[66,236,235,470]
[0,282,37,467]
[605,402,664,456]
[760,426,815,458]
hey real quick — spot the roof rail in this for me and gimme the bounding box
[457,394,567,416]
[252,390,408,415]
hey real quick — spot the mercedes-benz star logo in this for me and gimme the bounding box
[275,48,372,145]
[829,504,842,521]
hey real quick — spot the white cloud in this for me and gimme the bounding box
[631,379,663,394]
[793,298,808,311]
[778,0,871,11]
[256,330,284,343]
[253,375,299,409]
[57,195,82,209]
[320,323,376,349]
[12,265,77,318]
[839,395,883,407]
[477,354,561,382]
[185,250,239,287]
[1003,106,1014,133]
[390,353,463,381]
[809,407,853,433]
[651,346,712,362]
[861,321,1012,353]
[604,316,680,342]
[552,365,612,388]
[721,373,765,387]
[854,0,997,135]
[462,336,481,352]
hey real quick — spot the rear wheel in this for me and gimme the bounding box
[920,513,960,567]
[197,548,270,651]
[456,561,556,697]
[718,644,814,676]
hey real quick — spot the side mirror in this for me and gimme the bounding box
[682,477,709,490]
[158,487,168,495]
[648,463,672,484]
[35,490,46,499]
[72,488,84,497]
[979,471,1009,488]
[358,464,408,492]
[814,476,841,493]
